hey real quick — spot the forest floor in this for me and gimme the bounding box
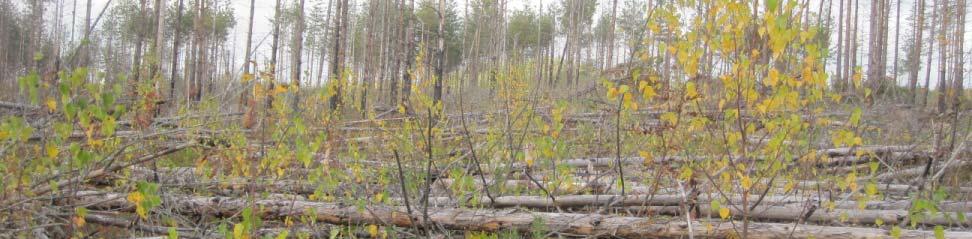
[1,86,971,238]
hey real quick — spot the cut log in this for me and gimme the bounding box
[817,146,917,157]
[74,190,972,239]
[639,205,972,227]
[84,212,201,238]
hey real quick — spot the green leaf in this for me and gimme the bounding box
[934,225,945,239]
[765,0,779,11]
[849,107,862,126]
[890,226,901,239]
[168,226,179,239]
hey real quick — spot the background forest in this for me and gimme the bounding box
[0,0,971,238]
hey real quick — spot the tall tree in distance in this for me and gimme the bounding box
[908,0,925,103]
[292,0,305,109]
[400,0,415,109]
[149,0,165,89]
[922,0,938,106]
[268,0,282,108]
[132,0,148,85]
[952,0,965,108]
[606,0,617,68]
[433,0,445,105]
[329,0,348,110]
[866,0,889,94]
[169,0,184,105]
[935,0,948,113]
[241,0,256,116]
[892,0,901,95]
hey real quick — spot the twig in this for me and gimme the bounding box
[392,150,417,228]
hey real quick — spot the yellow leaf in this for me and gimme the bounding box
[374,193,385,203]
[272,84,288,95]
[661,112,678,126]
[719,207,731,219]
[45,97,57,112]
[127,191,144,204]
[607,87,619,100]
[845,173,858,192]
[233,223,248,239]
[46,145,59,159]
[783,181,795,193]
[72,216,85,227]
[639,151,653,166]
[641,84,656,100]
[740,174,752,190]
[685,82,699,99]
[622,92,638,110]
[367,225,379,238]
[765,69,780,87]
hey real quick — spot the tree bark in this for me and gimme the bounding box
[909,0,924,103]
[292,0,306,109]
[922,0,938,106]
[433,0,445,105]
[329,0,349,110]
[241,0,256,114]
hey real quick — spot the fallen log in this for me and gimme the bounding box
[640,205,972,227]
[126,167,972,214]
[74,190,972,239]
[0,101,39,111]
[818,146,917,157]
[84,213,201,238]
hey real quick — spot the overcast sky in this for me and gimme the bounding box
[57,0,971,89]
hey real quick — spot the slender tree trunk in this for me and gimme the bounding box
[909,0,925,104]
[241,0,256,112]
[149,0,164,93]
[292,0,305,109]
[390,0,402,106]
[850,0,859,92]
[892,0,901,96]
[329,0,349,110]
[268,0,281,108]
[132,0,147,85]
[606,0,617,68]
[835,0,844,90]
[316,0,334,87]
[400,0,415,109]
[433,0,445,105]
[953,0,966,108]
[936,0,948,113]
[922,0,938,106]
[360,1,376,115]
[80,0,92,69]
[168,0,183,106]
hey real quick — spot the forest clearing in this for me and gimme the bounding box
[1,0,972,238]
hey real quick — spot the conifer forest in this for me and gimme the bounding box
[2,0,972,238]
